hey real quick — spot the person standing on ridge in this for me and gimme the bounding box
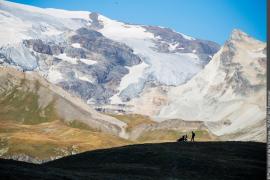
[191,131,195,142]
[184,134,188,141]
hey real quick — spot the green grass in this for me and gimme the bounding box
[0,120,131,163]
[108,114,155,132]
[0,79,58,125]
[66,120,95,131]
[137,129,212,142]
[6,138,64,160]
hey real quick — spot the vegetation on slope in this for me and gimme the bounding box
[108,114,155,132]
[137,129,213,142]
[0,120,130,162]
[0,68,218,163]
[0,74,131,162]
[0,81,57,124]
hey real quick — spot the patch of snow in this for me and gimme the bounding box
[168,43,179,51]
[74,71,93,83]
[54,53,78,64]
[119,62,149,92]
[47,67,63,83]
[110,62,149,104]
[248,51,265,59]
[0,10,32,46]
[99,15,154,40]
[99,19,201,86]
[0,43,37,70]
[180,33,196,40]
[79,58,97,65]
[0,1,91,46]
[44,8,90,20]
[39,23,63,36]
[155,35,162,40]
[71,43,81,48]
[86,98,95,105]
[0,1,90,20]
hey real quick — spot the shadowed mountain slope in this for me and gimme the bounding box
[0,142,266,180]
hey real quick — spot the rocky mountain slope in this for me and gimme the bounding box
[0,66,132,162]
[0,0,220,105]
[0,66,127,135]
[0,66,217,163]
[158,30,266,141]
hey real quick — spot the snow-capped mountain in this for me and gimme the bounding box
[0,0,266,142]
[158,29,266,141]
[0,0,219,105]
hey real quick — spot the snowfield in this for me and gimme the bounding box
[0,0,90,46]
[99,15,203,103]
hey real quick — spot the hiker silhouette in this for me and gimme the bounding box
[184,134,188,141]
[177,135,185,142]
[191,131,195,142]
[177,134,189,142]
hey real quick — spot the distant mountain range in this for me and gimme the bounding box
[0,0,266,163]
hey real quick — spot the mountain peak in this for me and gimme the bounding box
[230,29,250,41]
[227,29,264,48]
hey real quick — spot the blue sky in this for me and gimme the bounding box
[8,0,266,44]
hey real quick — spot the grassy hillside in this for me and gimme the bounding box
[0,142,266,180]
[137,129,213,142]
[0,68,131,162]
[108,114,155,132]
[0,67,228,164]
[0,81,57,124]
[0,80,216,163]
[0,120,130,162]
[109,114,216,142]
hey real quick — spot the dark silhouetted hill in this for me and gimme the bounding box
[0,142,266,180]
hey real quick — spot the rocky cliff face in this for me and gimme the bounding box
[144,26,220,66]
[158,30,266,141]
[0,0,220,105]
[19,27,142,104]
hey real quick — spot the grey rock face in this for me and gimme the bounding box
[72,28,141,66]
[89,12,104,29]
[23,39,52,55]
[75,27,103,39]
[50,44,64,55]
[64,47,86,58]
[144,26,220,66]
[18,27,143,104]
[219,41,265,96]
[23,39,64,55]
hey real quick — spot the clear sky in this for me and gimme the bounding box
[8,0,266,44]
